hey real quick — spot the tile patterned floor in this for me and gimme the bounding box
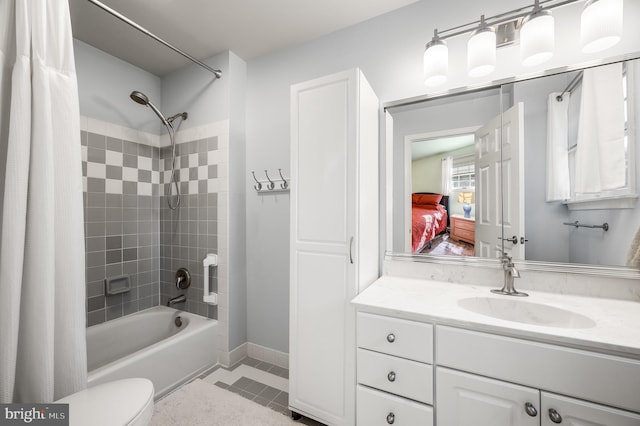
[201,358,325,426]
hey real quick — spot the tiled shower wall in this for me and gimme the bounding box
[81,126,161,326]
[159,137,220,319]
[80,118,227,338]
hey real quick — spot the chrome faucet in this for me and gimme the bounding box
[167,294,186,306]
[491,254,527,297]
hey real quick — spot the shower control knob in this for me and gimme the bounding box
[387,371,396,382]
[386,333,396,343]
[386,412,395,424]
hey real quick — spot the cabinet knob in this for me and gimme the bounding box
[548,408,563,423]
[386,412,395,424]
[387,371,396,382]
[386,333,396,343]
[524,402,538,417]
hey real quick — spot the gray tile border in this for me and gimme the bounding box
[245,380,267,396]
[273,391,289,407]
[258,385,280,401]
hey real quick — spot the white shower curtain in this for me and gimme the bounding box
[545,93,570,201]
[0,0,87,403]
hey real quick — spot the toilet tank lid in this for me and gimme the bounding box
[57,378,154,426]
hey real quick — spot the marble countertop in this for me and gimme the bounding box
[351,275,640,359]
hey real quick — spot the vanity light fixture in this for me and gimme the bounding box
[581,0,623,53]
[424,29,449,86]
[423,0,624,87]
[467,16,496,78]
[520,0,555,67]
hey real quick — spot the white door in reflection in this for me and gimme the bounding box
[475,103,525,259]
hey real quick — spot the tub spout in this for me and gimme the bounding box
[168,294,186,306]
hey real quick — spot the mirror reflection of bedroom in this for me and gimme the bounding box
[411,134,476,256]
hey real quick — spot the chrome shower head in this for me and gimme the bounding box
[130,91,149,106]
[129,90,170,128]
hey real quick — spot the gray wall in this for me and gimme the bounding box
[74,40,162,135]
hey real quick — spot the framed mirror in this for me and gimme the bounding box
[385,55,640,273]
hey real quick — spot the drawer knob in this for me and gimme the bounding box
[386,412,395,424]
[387,371,396,382]
[386,333,396,343]
[524,402,538,417]
[548,408,563,423]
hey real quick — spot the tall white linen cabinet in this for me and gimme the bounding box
[289,68,380,425]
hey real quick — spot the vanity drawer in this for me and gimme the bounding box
[357,312,433,363]
[357,348,433,404]
[357,385,433,426]
[437,326,640,413]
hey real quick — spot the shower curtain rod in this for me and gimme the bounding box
[556,72,583,101]
[85,0,222,78]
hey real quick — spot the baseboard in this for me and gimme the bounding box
[219,342,247,368]
[219,342,289,369]
[247,343,289,369]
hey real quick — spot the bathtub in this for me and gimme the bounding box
[87,306,218,399]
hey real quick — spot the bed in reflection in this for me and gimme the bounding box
[412,193,449,253]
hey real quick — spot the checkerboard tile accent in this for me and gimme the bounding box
[160,137,219,195]
[82,133,159,196]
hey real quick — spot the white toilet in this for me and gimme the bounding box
[56,378,154,426]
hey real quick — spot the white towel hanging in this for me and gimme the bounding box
[574,63,626,193]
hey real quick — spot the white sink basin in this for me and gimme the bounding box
[458,297,596,329]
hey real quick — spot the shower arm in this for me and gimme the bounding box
[85,0,222,79]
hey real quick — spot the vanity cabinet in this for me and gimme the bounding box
[355,313,434,426]
[436,326,640,426]
[289,69,379,426]
[437,368,640,426]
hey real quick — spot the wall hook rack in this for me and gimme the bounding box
[251,169,290,193]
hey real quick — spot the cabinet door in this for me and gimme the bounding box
[541,392,640,426]
[437,368,540,426]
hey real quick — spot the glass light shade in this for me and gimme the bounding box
[467,28,496,78]
[520,11,554,67]
[581,0,623,53]
[424,40,448,87]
